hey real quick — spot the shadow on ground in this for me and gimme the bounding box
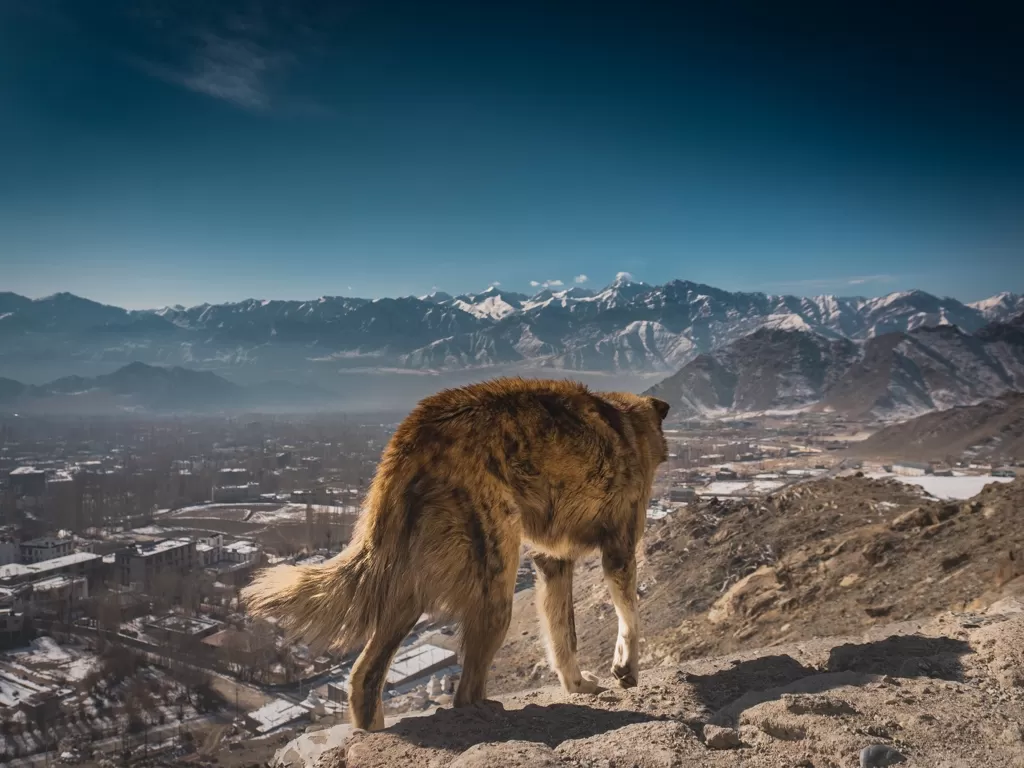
[687,634,972,717]
[373,634,973,752]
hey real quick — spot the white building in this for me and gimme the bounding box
[20,536,75,564]
[892,461,931,477]
[115,539,196,590]
[222,540,259,564]
[0,552,102,586]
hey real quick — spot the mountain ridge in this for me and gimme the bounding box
[645,317,1024,420]
[0,361,338,413]
[1,281,1021,382]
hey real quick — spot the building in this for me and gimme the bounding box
[245,698,310,734]
[212,482,261,503]
[143,612,222,644]
[892,461,932,477]
[20,536,75,564]
[196,534,223,567]
[0,552,102,586]
[115,538,197,590]
[0,606,27,647]
[221,540,259,565]
[668,487,697,503]
[0,585,29,648]
[28,575,88,620]
[386,644,458,691]
[993,467,1018,478]
[327,643,461,703]
[9,467,47,498]
[0,536,17,566]
[0,669,59,718]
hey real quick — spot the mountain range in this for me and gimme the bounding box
[0,362,337,414]
[644,314,1024,420]
[2,280,1022,384]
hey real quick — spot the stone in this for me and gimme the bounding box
[450,741,564,767]
[703,724,742,750]
[860,744,906,767]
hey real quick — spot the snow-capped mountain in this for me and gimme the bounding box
[0,279,1021,384]
[645,319,1024,420]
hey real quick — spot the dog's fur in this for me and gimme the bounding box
[241,377,669,730]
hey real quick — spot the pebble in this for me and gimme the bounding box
[703,724,742,750]
[860,744,906,767]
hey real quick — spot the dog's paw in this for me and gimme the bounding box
[569,671,606,695]
[612,663,638,689]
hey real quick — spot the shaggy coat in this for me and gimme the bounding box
[242,377,669,730]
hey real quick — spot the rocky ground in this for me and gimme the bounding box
[314,600,1024,767]
[489,475,1023,694]
[250,476,1024,767]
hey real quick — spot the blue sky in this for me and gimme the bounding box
[1,0,1022,309]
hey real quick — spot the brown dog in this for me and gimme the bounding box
[242,377,669,730]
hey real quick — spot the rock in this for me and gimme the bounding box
[1001,723,1024,744]
[860,744,906,767]
[707,566,782,624]
[781,694,857,716]
[450,741,564,767]
[557,721,700,767]
[703,724,742,750]
[987,597,1024,616]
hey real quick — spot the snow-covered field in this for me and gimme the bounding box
[866,472,1014,500]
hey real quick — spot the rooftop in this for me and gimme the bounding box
[132,538,192,557]
[0,552,100,581]
[21,536,72,547]
[248,698,310,734]
[10,466,44,476]
[386,644,456,685]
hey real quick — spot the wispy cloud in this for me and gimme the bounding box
[488,281,501,287]
[615,271,634,282]
[530,279,563,289]
[846,274,895,286]
[764,274,899,293]
[134,33,283,110]
[115,1,342,112]
[573,274,589,284]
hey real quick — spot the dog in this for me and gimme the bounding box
[241,377,669,730]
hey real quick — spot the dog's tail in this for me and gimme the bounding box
[241,518,396,652]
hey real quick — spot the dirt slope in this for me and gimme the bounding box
[489,476,1024,695]
[851,392,1024,461]
[321,603,1024,767]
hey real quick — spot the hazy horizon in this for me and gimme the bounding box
[4,277,1021,312]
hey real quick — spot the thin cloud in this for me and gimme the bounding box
[488,281,501,287]
[764,274,899,293]
[615,271,634,282]
[116,1,343,112]
[530,279,563,290]
[847,274,895,285]
[573,274,589,284]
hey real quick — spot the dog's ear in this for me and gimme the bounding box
[648,397,670,422]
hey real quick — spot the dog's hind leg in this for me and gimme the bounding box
[532,553,604,694]
[348,603,419,731]
[453,588,513,709]
[602,534,641,689]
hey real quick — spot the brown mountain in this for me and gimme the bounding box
[852,392,1024,461]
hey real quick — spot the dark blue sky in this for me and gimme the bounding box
[1,0,1021,308]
